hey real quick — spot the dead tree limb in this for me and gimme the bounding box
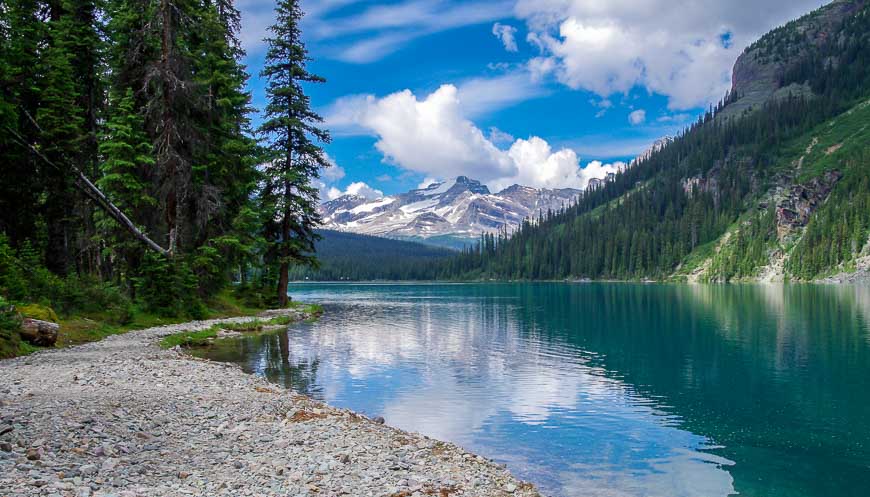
[6,126,171,257]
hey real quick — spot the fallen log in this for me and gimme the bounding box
[5,122,170,257]
[20,318,59,347]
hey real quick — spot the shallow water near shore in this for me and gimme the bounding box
[194,282,870,497]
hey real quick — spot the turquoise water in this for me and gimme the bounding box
[197,283,870,496]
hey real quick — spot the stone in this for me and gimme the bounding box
[0,310,538,497]
[26,448,41,460]
[101,457,119,472]
[373,416,385,424]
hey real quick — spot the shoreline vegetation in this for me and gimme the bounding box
[0,286,306,359]
[0,306,540,497]
[0,0,333,360]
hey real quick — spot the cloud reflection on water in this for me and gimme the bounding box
[258,286,738,497]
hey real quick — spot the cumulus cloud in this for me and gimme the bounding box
[325,84,622,191]
[487,127,515,146]
[628,109,646,126]
[315,154,384,202]
[321,157,346,182]
[514,0,827,109]
[313,154,346,201]
[326,181,385,201]
[492,22,519,51]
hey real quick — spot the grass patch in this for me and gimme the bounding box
[159,327,221,349]
[1,290,310,359]
[671,238,720,279]
[157,310,321,350]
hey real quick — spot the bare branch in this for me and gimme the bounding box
[6,126,171,257]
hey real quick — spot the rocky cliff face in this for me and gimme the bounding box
[723,0,867,119]
[775,170,843,238]
[319,177,580,247]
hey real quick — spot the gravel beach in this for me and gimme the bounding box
[0,311,540,497]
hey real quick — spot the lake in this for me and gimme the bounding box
[195,283,870,497]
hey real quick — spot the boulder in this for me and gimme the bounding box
[20,318,59,346]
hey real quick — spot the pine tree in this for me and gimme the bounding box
[97,87,156,287]
[37,16,85,274]
[147,0,200,254]
[257,0,330,306]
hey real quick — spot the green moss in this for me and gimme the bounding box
[17,303,59,323]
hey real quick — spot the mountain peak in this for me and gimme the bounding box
[417,177,490,197]
[319,179,578,248]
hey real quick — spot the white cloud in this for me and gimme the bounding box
[325,84,620,191]
[326,181,384,201]
[488,127,515,146]
[628,109,646,126]
[417,177,439,189]
[313,0,514,63]
[325,68,546,134]
[456,70,548,117]
[513,0,828,109]
[321,155,346,182]
[492,22,519,51]
[316,154,384,203]
[239,0,513,61]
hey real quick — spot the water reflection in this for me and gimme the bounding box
[197,283,870,497]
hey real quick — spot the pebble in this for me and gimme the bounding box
[0,311,539,496]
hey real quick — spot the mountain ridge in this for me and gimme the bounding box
[320,176,582,248]
[436,0,870,282]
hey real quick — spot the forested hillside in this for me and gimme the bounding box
[288,231,453,281]
[0,0,327,356]
[442,0,870,282]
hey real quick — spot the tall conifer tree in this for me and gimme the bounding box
[258,0,329,306]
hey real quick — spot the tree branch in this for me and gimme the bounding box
[6,126,171,257]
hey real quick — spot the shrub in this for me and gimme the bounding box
[0,296,23,358]
[0,234,28,301]
[134,252,203,317]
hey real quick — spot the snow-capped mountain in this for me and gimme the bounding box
[319,176,580,248]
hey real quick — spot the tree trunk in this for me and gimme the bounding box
[277,261,289,307]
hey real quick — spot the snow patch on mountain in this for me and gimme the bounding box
[320,176,580,247]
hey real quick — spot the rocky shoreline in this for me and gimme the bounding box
[0,310,539,497]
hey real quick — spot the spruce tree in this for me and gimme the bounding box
[98,87,156,286]
[257,0,330,306]
[37,19,85,274]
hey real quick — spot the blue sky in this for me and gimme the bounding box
[236,0,827,199]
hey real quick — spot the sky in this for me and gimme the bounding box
[236,0,828,200]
